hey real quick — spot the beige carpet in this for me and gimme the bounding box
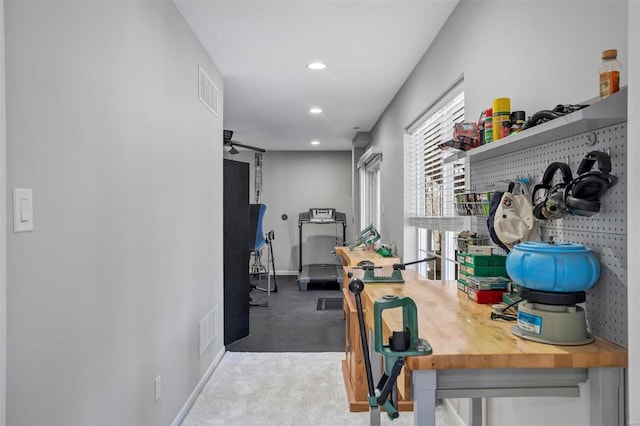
[182,352,457,426]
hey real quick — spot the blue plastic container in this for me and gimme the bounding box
[506,241,601,293]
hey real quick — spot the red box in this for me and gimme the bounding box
[466,287,504,304]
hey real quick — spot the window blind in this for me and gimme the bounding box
[404,82,465,223]
[358,147,383,229]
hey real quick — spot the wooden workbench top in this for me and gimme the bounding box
[346,268,628,372]
[335,246,400,267]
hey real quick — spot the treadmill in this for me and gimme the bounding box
[297,208,347,291]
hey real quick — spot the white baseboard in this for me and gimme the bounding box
[171,346,226,426]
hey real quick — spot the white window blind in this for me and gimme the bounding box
[358,147,383,229]
[404,81,465,280]
[404,82,465,222]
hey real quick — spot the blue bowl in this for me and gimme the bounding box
[506,241,601,293]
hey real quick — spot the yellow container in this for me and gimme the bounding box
[492,97,511,141]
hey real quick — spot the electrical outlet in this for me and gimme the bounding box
[154,375,161,401]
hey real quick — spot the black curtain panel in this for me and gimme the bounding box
[223,159,250,345]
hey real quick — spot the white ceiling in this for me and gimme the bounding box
[174,0,459,152]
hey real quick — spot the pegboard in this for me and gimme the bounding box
[469,123,627,346]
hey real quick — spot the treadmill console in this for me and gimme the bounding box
[309,208,336,223]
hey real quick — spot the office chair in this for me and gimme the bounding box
[249,204,267,276]
[249,204,277,304]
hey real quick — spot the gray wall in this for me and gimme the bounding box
[4,1,224,425]
[0,0,7,421]
[225,151,352,274]
[369,1,628,425]
[627,1,639,423]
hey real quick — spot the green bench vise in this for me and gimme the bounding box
[348,278,432,424]
[372,294,433,419]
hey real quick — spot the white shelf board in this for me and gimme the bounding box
[407,216,471,232]
[465,87,627,163]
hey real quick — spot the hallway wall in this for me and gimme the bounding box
[626,1,639,422]
[369,1,628,425]
[4,1,224,424]
[0,0,7,422]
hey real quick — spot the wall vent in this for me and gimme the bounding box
[198,66,218,116]
[198,306,218,357]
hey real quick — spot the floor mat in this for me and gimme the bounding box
[316,297,343,310]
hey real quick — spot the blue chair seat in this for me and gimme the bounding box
[250,204,267,251]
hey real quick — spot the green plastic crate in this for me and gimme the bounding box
[463,264,507,277]
[464,253,506,266]
[457,269,471,280]
[467,276,510,290]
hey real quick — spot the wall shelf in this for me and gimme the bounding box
[407,216,471,232]
[445,87,627,164]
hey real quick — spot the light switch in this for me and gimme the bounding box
[20,198,31,222]
[13,188,34,233]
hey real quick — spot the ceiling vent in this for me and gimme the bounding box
[198,66,218,116]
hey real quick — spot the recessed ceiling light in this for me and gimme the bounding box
[309,107,322,114]
[307,62,327,70]
[310,140,320,145]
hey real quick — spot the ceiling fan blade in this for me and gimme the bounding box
[230,141,266,153]
[222,130,265,152]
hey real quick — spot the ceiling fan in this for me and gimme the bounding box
[223,130,266,154]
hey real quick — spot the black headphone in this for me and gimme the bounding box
[564,150,618,216]
[532,162,573,220]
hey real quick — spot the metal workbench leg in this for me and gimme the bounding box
[469,398,482,426]
[368,329,382,382]
[412,369,437,426]
[589,367,625,426]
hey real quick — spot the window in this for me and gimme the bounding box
[404,81,465,279]
[358,147,382,229]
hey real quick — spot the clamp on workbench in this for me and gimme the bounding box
[348,256,437,284]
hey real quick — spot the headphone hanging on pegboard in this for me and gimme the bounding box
[564,150,618,216]
[532,162,573,220]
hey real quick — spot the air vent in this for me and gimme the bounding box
[198,307,218,357]
[198,66,218,116]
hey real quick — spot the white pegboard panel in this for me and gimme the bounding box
[469,123,627,346]
[540,228,627,346]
